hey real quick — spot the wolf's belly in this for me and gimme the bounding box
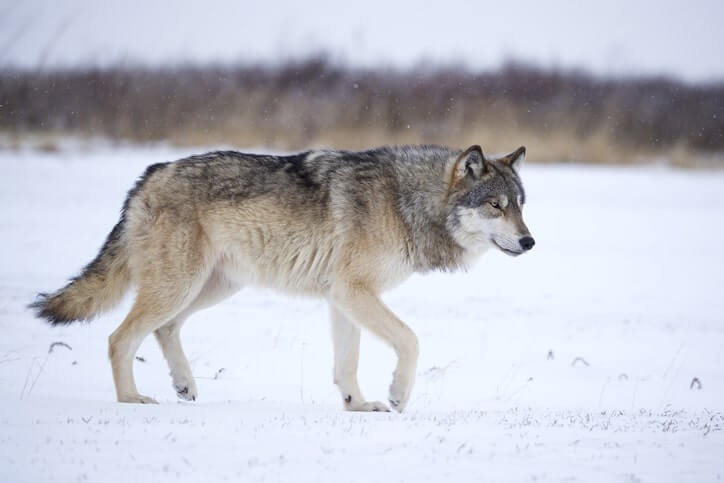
[215,239,336,296]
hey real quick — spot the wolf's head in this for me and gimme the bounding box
[445,145,534,257]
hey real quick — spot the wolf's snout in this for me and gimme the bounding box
[519,236,535,251]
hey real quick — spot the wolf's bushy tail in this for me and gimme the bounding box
[30,219,131,325]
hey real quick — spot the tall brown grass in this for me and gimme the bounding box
[2,57,723,165]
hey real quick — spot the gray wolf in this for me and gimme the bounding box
[31,144,534,412]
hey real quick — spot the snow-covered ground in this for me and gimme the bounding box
[1,146,723,482]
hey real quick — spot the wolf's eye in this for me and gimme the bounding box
[489,200,500,209]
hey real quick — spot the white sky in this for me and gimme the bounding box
[1,0,723,83]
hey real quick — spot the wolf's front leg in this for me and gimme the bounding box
[330,286,419,412]
[330,305,390,412]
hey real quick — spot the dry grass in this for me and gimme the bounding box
[2,58,723,165]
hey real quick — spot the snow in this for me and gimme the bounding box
[1,145,723,482]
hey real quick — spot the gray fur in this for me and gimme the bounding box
[133,145,525,272]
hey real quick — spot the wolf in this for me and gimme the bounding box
[31,144,534,412]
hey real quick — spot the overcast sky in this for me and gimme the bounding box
[1,0,723,83]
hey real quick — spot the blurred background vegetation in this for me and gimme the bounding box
[2,57,723,166]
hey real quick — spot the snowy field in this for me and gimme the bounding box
[1,146,723,482]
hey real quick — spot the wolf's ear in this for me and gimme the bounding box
[500,146,526,171]
[451,145,486,187]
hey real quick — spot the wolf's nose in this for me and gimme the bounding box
[519,236,535,251]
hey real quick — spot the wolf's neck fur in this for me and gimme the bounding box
[405,210,465,273]
[389,147,466,273]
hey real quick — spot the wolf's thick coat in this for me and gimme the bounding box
[32,145,532,411]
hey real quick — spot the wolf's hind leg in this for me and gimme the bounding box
[109,283,203,404]
[109,241,214,404]
[330,305,390,412]
[330,285,419,412]
[154,320,196,402]
[155,267,242,401]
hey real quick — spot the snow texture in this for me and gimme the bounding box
[1,146,723,482]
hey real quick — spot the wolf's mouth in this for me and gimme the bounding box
[491,239,523,257]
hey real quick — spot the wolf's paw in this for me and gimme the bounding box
[174,383,197,402]
[171,372,197,401]
[388,376,413,413]
[345,398,390,412]
[118,394,158,404]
